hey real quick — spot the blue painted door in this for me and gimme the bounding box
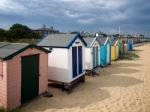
[72,47,77,78]
[93,47,96,68]
[78,46,83,74]
[93,47,99,68]
[96,47,99,66]
[72,46,83,78]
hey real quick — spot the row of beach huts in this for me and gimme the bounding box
[0,32,148,110]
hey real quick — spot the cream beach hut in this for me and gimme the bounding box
[38,33,86,90]
[83,36,101,71]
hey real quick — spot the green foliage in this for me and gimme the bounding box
[0,23,38,43]
[69,31,78,34]
[9,23,34,39]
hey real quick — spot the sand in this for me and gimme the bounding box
[19,43,150,112]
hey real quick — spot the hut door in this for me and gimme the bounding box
[72,47,78,78]
[107,44,110,63]
[72,46,83,78]
[96,47,99,66]
[93,47,96,68]
[93,47,99,68]
[78,46,83,74]
[21,54,39,104]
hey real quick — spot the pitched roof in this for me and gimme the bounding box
[96,31,108,37]
[109,37,116,45]
[83,37,100,47]
[0,43,50,60]
[37,33,86,48]
[0,42,9,47]
[83,37,95,47]
[97,37,107,45]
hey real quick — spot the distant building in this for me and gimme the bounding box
[80,31,94,37]
[96,31,109,38]
[33,25,59,37]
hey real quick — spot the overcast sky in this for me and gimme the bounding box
[0,0,150,36]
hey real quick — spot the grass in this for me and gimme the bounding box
[119,52,140,60]
[0,107,20,112]
[0,107,5,112]
[10,109,20,112]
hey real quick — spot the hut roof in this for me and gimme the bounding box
[83,37,100,47]
[109,37,117,45]
[97,37,106,45]
[37,33,86,48]
[0,43,50,60]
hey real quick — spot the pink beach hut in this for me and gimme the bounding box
[0,43,50,110]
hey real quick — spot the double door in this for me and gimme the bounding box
[72,46,83,78]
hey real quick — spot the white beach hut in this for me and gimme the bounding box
[37,33,86,90]
[83,37,101,71]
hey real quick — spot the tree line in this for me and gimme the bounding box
[0,23,38,43]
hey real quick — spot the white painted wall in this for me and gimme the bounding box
[107,44,110,63]
[85,48,92,70]
[46,48,70,83]
[45,37,85,83]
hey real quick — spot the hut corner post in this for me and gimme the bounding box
[0,61,4,79]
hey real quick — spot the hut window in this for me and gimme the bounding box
[75,41,80,44]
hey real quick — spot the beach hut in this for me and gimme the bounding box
[127,39,134,51]
[110,37,119,61]
[122,40,128,53]
[118,39,123,54]
[0,43,49,110]
[83,36,101,71]
[37,33,86,90]
[97,37,111,66]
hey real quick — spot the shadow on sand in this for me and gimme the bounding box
[19,62,143,112]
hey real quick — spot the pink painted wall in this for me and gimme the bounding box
[2,48,48,110]
[0,61,7,108]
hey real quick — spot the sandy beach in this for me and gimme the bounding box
[19,43,150,112]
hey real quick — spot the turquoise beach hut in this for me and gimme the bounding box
[97,37,111,66]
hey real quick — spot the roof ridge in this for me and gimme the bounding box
[9,43,28,45]
[0,43,10,49]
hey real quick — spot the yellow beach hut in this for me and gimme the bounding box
[110,37,119,61]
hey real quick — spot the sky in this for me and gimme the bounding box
[0,0,150,36]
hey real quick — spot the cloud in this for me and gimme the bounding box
[0,0,26,13]
[0,0,150,36]
[78,18,95,24]
[64,10,81,18]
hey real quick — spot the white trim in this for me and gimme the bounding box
[104,37,109,45]
[77,47,79,75]
[114,40,118,46]
[90,37,97,47]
